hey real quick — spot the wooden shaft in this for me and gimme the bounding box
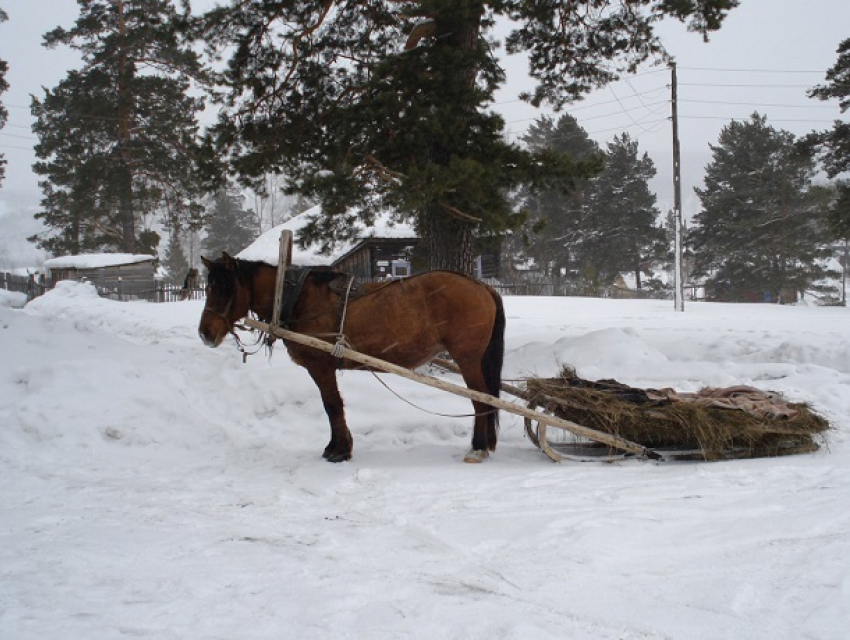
[431,357,528,400]
[270,230,293,330]
[244,318,659,460]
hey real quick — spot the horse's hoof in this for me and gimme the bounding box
[325,452,352,463]
[463,449,489,463]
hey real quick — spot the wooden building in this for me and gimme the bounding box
[43,253,158,296]
[241,207,500,281]
[332,237,419,279]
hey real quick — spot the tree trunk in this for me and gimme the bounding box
[117,162,135,253]
[423,204,475,274]
[422,2,483,275]
[116,0,136,253]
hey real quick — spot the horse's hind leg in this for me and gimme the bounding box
[455,357,498,462]
[307,364,353,463]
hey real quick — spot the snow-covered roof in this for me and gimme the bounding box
[618,268,671,290]
[43,253,157,270]
[237,205,417,266]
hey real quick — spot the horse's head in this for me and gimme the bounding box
[198,252,251,347]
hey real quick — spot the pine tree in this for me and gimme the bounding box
[163,228,189,284]
[191,1,738,274]
[825,181,850,242]
[579,133,667,291]
[832,183,850,306]
[514,115,603,281]
[806,38,850,237]
[691,113,831,302]
[29,0,205,255]
[807,38,850,180]
[0,7,8,187]
[201,188,257,257]
[803,40,850,304]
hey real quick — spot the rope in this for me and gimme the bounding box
[369,370,498,420]
[331,275,357,359]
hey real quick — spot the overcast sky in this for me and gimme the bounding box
[1,0,848,263]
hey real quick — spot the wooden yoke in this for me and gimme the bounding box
[270,230,293,333]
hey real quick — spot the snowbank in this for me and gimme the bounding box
[0,288,27,308]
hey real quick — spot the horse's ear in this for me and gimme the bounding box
[201,256,212,270]
[221,252,239,271]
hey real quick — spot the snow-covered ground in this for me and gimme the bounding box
[1,283,849,639]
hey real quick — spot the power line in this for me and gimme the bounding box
[494,67,670,107]
[680,98,836,109]
[497,85,667,114]
[574,100,670,124]
[502,92,669,126]
[607,82,669,136]
[680,114,838,124]
[0,142,34,151]
[0,131,37,141]
[677,66,826,74]
[680,82,824,88]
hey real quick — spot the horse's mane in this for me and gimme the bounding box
[234,259,267,281]
[305,266,348,286]
[205,257,268,298]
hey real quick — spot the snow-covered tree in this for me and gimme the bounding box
[190,0,738,274]
[807,38,850,181]
[30,0,205,255]
[201,187,257,257]
[162,228,189,284]
[691,113,831,302]
[513,114,603,280]
[580,133,667,291]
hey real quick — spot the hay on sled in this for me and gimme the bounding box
[525,367,829,460]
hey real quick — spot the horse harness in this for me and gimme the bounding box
[272,265,365,359]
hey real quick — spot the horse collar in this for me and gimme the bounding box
[278,265,313,329]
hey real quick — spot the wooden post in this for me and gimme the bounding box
[270,230,294,332]
[670,61,685,313]
[243,317,660,461]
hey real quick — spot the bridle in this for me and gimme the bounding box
[201,269,268,360]
[201,281,237,335]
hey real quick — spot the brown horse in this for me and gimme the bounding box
[198,253,505,463]
[179,268,199,300]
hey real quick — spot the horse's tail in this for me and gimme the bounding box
[482,286,505,433]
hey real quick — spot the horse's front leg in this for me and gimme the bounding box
[307,363,353,463]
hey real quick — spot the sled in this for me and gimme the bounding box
[516,370,828,462]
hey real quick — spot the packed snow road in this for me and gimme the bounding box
[1,284,848,639]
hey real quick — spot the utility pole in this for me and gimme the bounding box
[670,61,685,312]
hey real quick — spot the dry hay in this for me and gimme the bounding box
[525,367,829,460]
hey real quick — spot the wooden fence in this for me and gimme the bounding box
[88,281,206,303]
[1,271,206,304]
[4,269,668,305]
[1,272,50,300]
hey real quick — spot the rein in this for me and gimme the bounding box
[233,318,270,362]
[368,369,499,420]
